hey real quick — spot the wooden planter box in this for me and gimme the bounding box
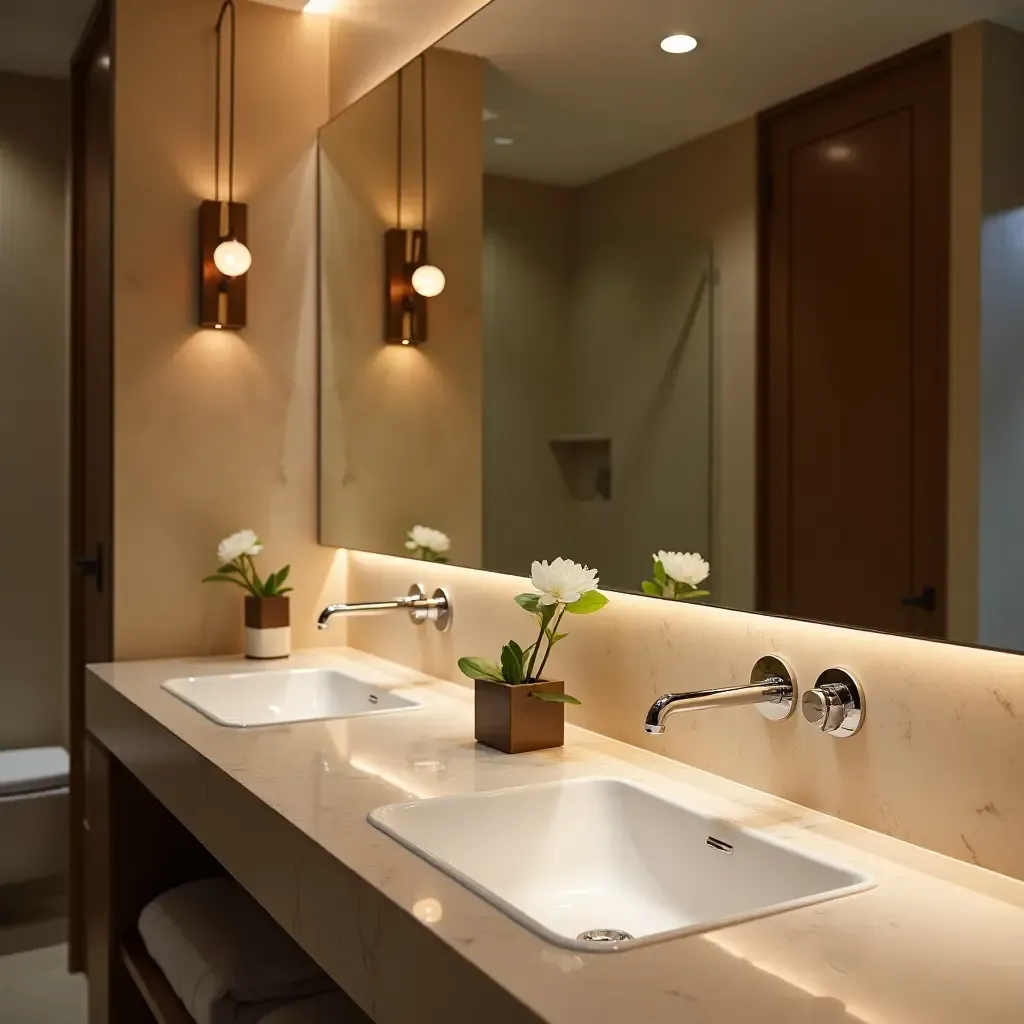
[474,679,565,754]
[244,596,291,660]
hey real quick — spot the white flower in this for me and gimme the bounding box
[218,529,263,565]
[531,558,599,606]
[405,525,451,554]
[655,551,710,588]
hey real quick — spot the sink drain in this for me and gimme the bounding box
[577,928,634,944]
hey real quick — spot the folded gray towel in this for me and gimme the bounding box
[138,877,335,1024]
[257,991,371,1023]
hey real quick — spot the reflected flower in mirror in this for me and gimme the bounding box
[643,551,711,602]
[405,525,451,563]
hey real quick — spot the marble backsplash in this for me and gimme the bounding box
[343,551,1024,881]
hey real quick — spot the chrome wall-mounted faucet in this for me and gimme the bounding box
[317,584,452,632]
[644,656,796,734]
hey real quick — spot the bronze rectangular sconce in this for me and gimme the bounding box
[199,200,248,330]
[384,227,428,344]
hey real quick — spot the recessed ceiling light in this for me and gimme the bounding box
[493,137,515,146]
[303,0,340,13]
[660,34,698,54]
[483,109,499,122]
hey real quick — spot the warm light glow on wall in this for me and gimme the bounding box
[303,0,341,13]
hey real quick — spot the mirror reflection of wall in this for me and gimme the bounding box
[319,1,1024,655]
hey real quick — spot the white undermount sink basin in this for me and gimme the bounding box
[370,777,873,951]
[162,668,422,728]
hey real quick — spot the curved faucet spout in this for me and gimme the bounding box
[317,583,452,633]
[644,676,794,734]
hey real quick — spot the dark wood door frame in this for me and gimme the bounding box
[69,0,115,974]
[756,36,951,634]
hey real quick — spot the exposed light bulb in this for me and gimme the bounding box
[411,264,446,298]
[213,238,252,277]
[660,34,698,54]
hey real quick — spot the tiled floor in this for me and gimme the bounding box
[0,891,87,1024]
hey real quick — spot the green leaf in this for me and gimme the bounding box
[202,574,246,587]
[276,587,294,596]
[501,643,525,684]
[263,571,279,597]
[274,565,291,589]
[544,628,569,648]
[677,589,711,601]
[653,559,667,585]
[641,580,663,597]
[565,590,609,615]
[218,563,242,575]
[515,593,542,614]
[458,656,504,682]
[529,692,583,706]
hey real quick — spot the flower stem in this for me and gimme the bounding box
[535,606,566,681]
[236,557,258,598]
[525,616,546,682]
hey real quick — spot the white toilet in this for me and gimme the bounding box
[0,746,70,886]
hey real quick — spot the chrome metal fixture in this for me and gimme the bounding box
[801,668,864,738]
[317,584,451,632]
[643,655,796,735]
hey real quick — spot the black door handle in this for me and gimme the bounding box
[901,585,937,611]
[73,543,104,594]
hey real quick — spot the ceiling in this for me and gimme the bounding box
[435,0,1024,185]
[0,0,95,77]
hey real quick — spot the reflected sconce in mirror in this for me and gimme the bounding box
[200,0,251,330]
[385,56,444,345]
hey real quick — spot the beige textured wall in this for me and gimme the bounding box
[113,0,346,659]
[319,48,484,565]
[326,0,491,117]
[0,73,69,749]
[347,550,1024,881]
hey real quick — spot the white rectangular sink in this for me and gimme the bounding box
[370,777,873,951]
[162,668,423,728]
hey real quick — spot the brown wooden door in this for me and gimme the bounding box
[758,40,950,638]
[69,0,114,974]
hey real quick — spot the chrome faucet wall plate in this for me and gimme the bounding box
[750,655,797,721]
[801,668,864,737]
[408,585,452,632]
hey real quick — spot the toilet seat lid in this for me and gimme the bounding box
[0,747,70,797]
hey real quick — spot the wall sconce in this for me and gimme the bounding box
[385,55,444,345]
[199,0,251,330]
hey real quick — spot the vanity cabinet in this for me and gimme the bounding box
[83,735,220,1024]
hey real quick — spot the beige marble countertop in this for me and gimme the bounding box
[88,648,1024,1024]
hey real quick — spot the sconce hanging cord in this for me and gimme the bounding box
[214,0,237,205]
[421,54,428,231]
[396,65,403,229]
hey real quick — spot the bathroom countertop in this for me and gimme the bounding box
[87,648,1024,1024]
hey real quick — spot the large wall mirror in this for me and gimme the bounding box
[319,0,1024,654]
